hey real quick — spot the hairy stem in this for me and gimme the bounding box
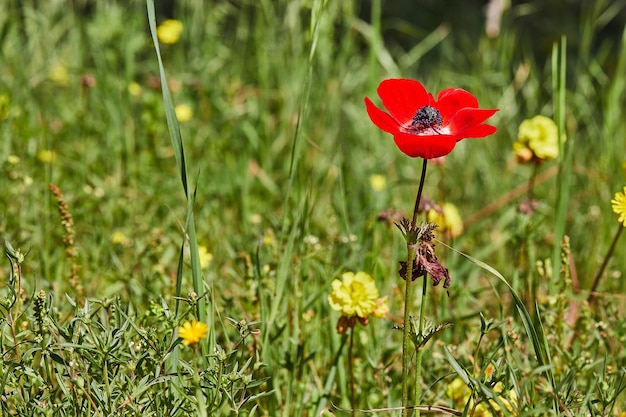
[402,159,428,417]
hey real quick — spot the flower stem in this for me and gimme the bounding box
[588,225,624,304]
[401,247,416,417]
[413,273,428,413]
[402,159,428,417]
[411,160,429,231]
[349,328,356,416]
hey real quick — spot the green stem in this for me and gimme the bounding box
[349,328,356,416]
[588,225,624,304]
[411,161,429,231]
[413,274,428,414]
[401,247,416,417]
[402,159,428,417]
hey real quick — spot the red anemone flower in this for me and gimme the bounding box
[365,79,498,159]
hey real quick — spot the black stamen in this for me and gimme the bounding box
[411,106,443,131]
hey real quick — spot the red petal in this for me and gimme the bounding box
[436,88,479,123]
[377,79,430,124]
[455,124,497,140]
[392,132,457,159]
[448,108,498,137]
[365,97,400,134]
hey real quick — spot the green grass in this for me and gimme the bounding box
[1,0,626,416]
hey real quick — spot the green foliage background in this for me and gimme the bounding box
[1,0,625,415]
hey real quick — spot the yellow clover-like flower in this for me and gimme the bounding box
[472,382,518,417]
[611,186,626,227]
[49,63,69,86]
[157,19,183,45]
[7,155,20,165]
[178,320,208,346]
[427,202,464,238]
[128,82,142,97]
[328,271,379,318]
[175,104,193,122]
[197,245,213,269]
[37,150,57,164]
[446,377,471,406]
[111,230,130,246]
[513,115,561,162]
[370,174,387,191]
[446,378,518,416]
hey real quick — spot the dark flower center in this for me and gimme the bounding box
[411,105,443,131]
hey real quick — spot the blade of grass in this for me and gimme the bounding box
[282,0,327,232]
[551,37,571,289]
[146,0,213,363]
[435,239,555,389]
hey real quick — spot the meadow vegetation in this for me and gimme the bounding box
[1,0,625,415]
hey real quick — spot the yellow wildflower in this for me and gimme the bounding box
[446,377,471,406]
[427,202,464,238]
[329,271,387,334]
[370,174,387,191]
[611,186,626,227]
[198,245,213,269]
[111,230,130,246]
[175,104,193,122]
[263,229,276,247]
[178,320,208,346]
[513,115,561,162]
[128,82,142,97]
[328,272,379,318]
[7,155,20,165]
[157,19,183,44]
[37,150,57,164]
[49,63,69,86]
[446,377,518,416]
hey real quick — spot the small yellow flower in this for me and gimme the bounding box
[198,245,213,269]
[111,230,130,246]
[263,229,276,247]
[128,82,142,97]
[513,115,561,162]
[446,377,471,406]
[328,271,379,318]
[178,320,208,346]
[37,150,57,164]
[446,377,518,416]
[175,104,193,122]
[157,19,183,44]
[7,155,20,165]
[611,186,626,227]
[49,63,69,86]
[370,174,387,191]
[427,202,464,238]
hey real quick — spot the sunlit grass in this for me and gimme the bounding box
[1,1,625,416]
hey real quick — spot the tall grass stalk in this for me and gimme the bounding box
[550,37,570,291]
[146,0,214,364]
